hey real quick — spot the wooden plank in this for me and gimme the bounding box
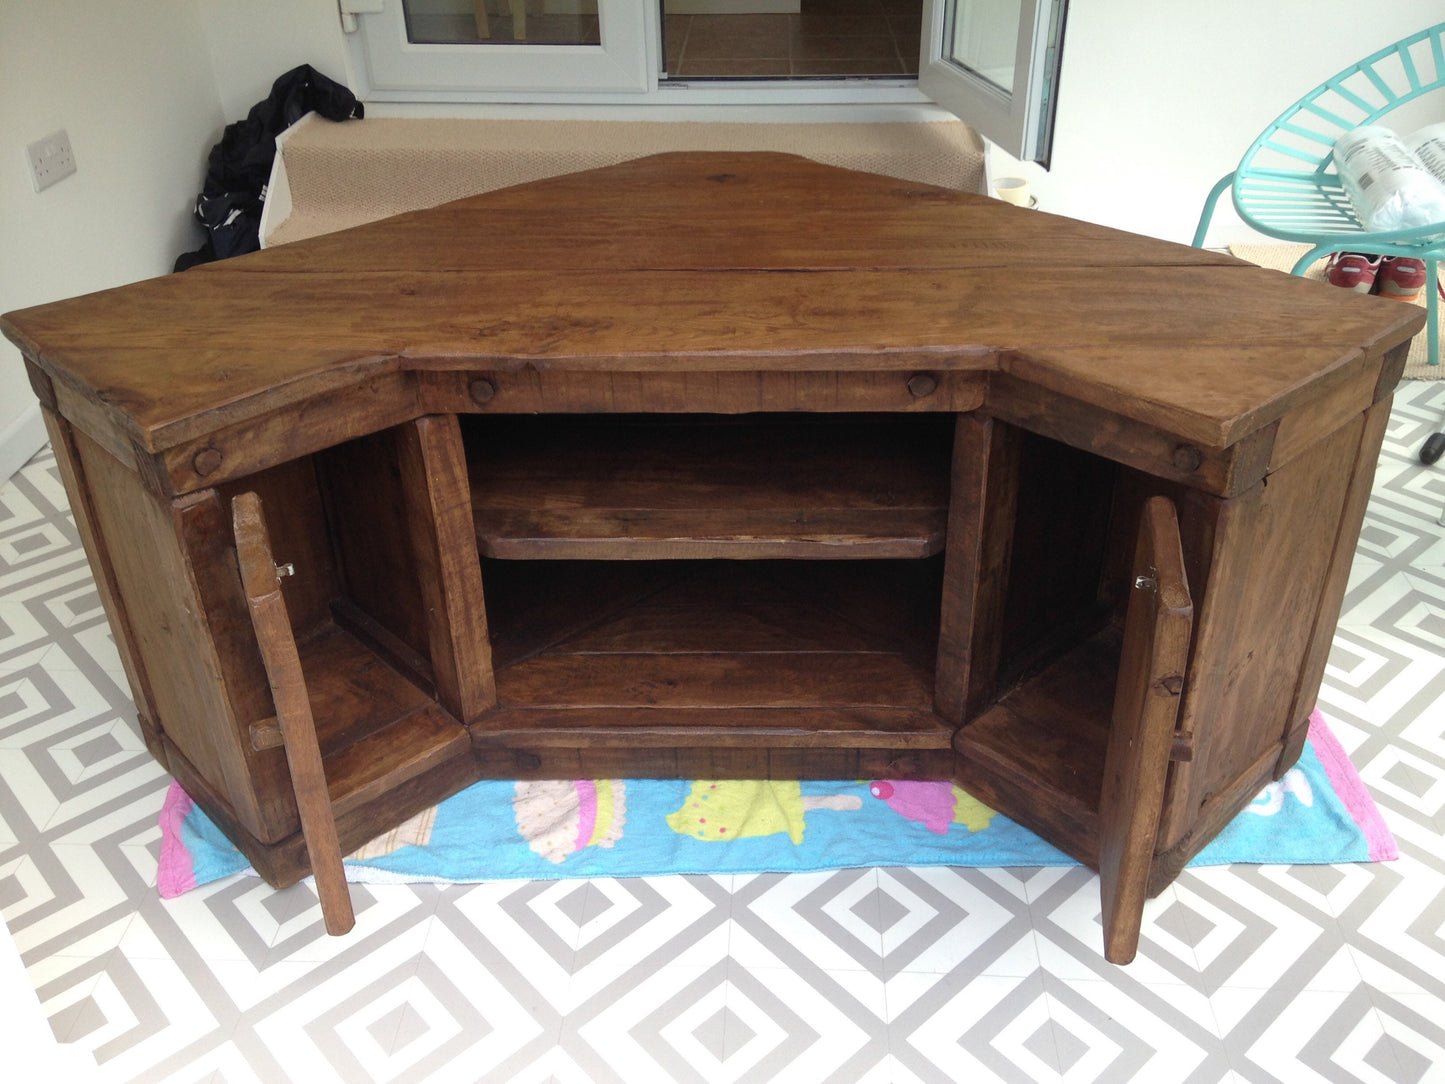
[468,415,951,557]
[466,414,952,491]
[398,414,496,722]
[70,426,269,840]
[431,368,990,419]
[177,485,305,841]
[8,259,1417,459]
[232,491,354,935]
[40,409,166,765]
[953,707,1101,867]
[550,601,904,655]
[986,371,1277,498]
[1098,497,1192,965]
[934,414,1020,724]
[1172,413,1365,828]
[495,652,935,710]
[955,628,1122,814]
[159,371,421,493]
[326,705,471,816]
[230,152,1243,276]
[1269,349,1379,470]
[475,508,946,559]
[216,456,339,635]
[469,706,955,747]
[472,741,957,782]
[1279,395,1393,773]
[316,428,431,663]
[481,559,681,671]
[292,626,438,757]
[993,429,1120,685]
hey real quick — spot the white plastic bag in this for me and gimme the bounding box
[1332,124,1445,233]
[1405,121,1445,183]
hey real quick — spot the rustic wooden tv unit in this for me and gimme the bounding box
[2,153,1421,962]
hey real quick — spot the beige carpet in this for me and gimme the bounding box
[1231,243,1440,379]
[265,115,986,247]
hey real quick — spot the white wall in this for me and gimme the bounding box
[193,1,353,122]
[1006,1,1444,244]
[195,0,1444,247]
[0,0,226,481]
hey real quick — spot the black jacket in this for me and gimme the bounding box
[176,64,362,271]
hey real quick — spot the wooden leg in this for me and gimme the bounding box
[232,491,355,935]
[472,0,490,38]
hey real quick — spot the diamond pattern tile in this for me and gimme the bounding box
[3,378,1445,1081]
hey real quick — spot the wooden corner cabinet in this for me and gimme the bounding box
[2,153,1422,962]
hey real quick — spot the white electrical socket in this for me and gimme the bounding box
[25,129,77,192]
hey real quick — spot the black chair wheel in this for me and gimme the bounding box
[1423,432,1445,465]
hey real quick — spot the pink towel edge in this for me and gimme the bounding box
[156,780,198,898]
[1309,708,1399,862]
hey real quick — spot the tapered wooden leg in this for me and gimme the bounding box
[232,491,355,935]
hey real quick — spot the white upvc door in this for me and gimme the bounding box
[919,0,1067,164]
[343,0,655,97]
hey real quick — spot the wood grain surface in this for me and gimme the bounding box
[2,152,1422,460]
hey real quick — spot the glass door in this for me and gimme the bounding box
[919,0,1067,164]
[344,0,654,95]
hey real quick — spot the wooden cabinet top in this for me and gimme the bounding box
[3,151,1423,459]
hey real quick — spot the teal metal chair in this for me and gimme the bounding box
[1193,22,1445,463]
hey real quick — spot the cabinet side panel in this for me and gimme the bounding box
[316,429,431,664]
[398,415,496,724]
[1172,413,1363,839]
[1280,396,1392,765]
[70,427,267,838]
[41,408,165,765]
[935,413,1020,724]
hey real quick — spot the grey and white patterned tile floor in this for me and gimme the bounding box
[2,378,1444,1083]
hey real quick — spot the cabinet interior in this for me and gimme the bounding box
[227,412,1169,837]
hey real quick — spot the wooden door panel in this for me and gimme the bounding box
[232,491,355,935]
[1098,496,1192,964]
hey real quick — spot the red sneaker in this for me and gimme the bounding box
[1376,256,1427,301]
[1325,252,1381,292]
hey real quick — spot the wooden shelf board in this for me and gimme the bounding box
[955,626,1121,831]
[293,624,470,814]
[495,650,935,710]
[468,415,951,558]
[471,705,955,748]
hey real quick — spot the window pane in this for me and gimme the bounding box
[404,0,602,46]
[946,0,1021,94]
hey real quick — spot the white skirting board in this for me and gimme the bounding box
[0,403,47,485]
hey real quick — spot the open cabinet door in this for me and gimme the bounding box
[919,0,1068,165]
[1098,496,1192,964]
[232,491,355,935]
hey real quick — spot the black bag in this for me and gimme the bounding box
[175,65,362,271]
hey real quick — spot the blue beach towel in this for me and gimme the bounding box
[158,711,1395,897]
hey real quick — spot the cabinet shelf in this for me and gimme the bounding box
[953,626,1123,867]
[295,624,471,817]
[466,415,953,559]
[473,558,952,776]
